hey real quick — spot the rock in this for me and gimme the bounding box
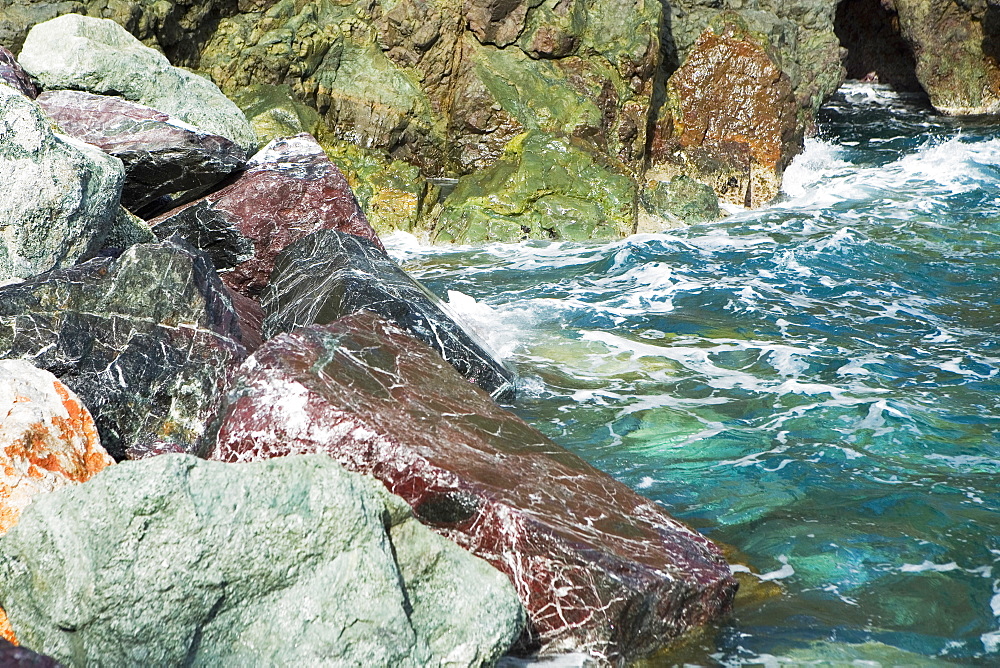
[229,83,324,147]
[435,131,637,243]
[0,240,251,460]
[208,313,739,664]
[322,137,439,238]
[0,46,36,98]
[102,206,156,251]
[262,230,516,401]
[0,638,61,667]
[637,175,721,232]
[1,608,13,643]
[0,359,113,535]
[17,14,257,154]
[0,453,525,666]
[835,0,925,93]
[0,83,123,282]
[650,20,802,208]
[37,90,245,213]
[893,0,1000,114]
[150,134,381,297]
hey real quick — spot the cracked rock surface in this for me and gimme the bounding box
[0,453,525,666]
[262,230,516,401]
[0,239,251,460]
[37,90,245,212]
[208,313,738,664]
[151,134,381,297]
[0,46,36,98]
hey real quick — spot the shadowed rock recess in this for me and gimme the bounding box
[208,313,738,664]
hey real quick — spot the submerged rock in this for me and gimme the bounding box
[435,131,637,243]
[0,46,36,98]
[262,230,515,401]
[0,83,123,282]
[0,359,113,535]
[17,14,256,153]
[0,454,524,666]
[651,20,801,208]
[0,240,250,460]
[37,90,245,212]
[151,134,381,297]
[208,313,738,664]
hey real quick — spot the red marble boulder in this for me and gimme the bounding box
[36,90,245,213]
[150,133,383,297]
[0,46,37,99]
[207,312,737,664]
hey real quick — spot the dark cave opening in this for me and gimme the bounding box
[835,0,926,94]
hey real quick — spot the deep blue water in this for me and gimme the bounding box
[388,84,1000,665]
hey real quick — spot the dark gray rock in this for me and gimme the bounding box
[0,639,61,667]
[0,454,525,667]
[0,239,251,460]
[36,90,245,212]
[261,230,517,401]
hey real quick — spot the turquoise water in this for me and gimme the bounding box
[387,83,1000,665]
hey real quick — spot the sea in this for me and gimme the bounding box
[385,82,1000,666]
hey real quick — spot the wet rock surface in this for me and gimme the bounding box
[0,359,113,535]
[208,313,738,664]
[0,83,123,282]
[0,46,36,98]
[0,454,525,666]
[262,230,515,401]
[435,131,637,243]
[17,14,257,153]
[37,90,245,212]
[0,240,250,460]
[651,21,801,208]
[151,134,381,297]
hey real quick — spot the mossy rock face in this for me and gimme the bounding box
[434,130,637,244]
[230,83,324,148]
[637,176,721,232]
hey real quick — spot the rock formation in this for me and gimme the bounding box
[150,134,380,296]
[0,46,36,98]
[0,454,525,666]
[37,90,246,213]
[261,230,517,401]
[0,240,251,460]
[0,83,123,282]
[208,314,738,663]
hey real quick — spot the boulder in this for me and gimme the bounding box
[435,131,637,243]
[650,20,801,208]
[0,638,60,667]
[208,313,738,664]
[0,83,123,282]
[0,454,525,666]
[229,83,324,147]
[0,46,36,98]
[37,90,246,213]
[17,14,257,154]
[262,230,515,401]
[0,240,251,460]
[150,134,381,297]
[0,359,113,535]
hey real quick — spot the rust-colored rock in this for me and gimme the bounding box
[150,134,382,297]
[651,21,801,208]
[0,359,113,535]
[207,313,737,664]
[0,46,36,98]
[1,608,15,644]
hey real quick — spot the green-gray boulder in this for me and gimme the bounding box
[0,83,123,281]
[435,130,637,244]
[0,454,525,667]
[229,83,325,149]
[18,13,257,154]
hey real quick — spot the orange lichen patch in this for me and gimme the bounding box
[1,365,114,535]
[0,606,15,644]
